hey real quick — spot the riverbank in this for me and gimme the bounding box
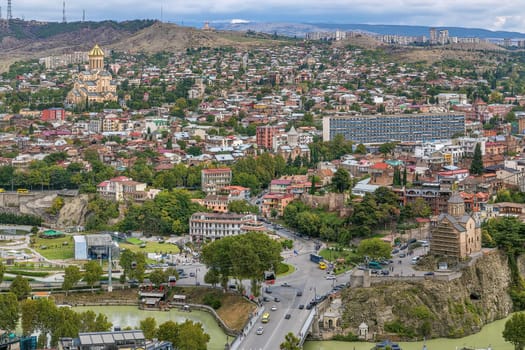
[304,313,513,350]
[52,286,255,332]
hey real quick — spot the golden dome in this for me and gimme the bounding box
[88,44,104,57]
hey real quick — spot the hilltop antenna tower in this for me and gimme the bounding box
[62,0,66,23]
[82,9,85,22]
[7,0,11,20]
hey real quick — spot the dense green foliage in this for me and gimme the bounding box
[470,143,484,175]
[503,312,525,350]
[155,319,210,350]
[9,275,32,300]
[201,232,282,296]
[484,217,525,309]
[21,298,112,347]
[0,212,42,226]
[227,200,259,214]
[119,249,147,282]
[283,187,402,244]
[119,189,205,236]
[0,293,19,332]
[85,196,120,231]
[356,238,392,260]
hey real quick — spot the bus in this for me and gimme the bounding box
[264,270,276,285]
[368,261,382,270]
[319,262,327,270]
[261,312,270,323]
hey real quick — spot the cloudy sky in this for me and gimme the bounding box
[9,0,525,33]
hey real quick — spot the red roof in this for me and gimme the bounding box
[202,168,231,174]
[370,162,389,170]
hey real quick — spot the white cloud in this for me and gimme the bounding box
[8,0,525,33]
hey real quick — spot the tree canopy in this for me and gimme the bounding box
[503,312,525,350]
[201,232,282,295]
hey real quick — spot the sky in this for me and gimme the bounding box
[8,0,525,33]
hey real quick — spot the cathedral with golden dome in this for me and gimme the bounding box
[66,44,118,106]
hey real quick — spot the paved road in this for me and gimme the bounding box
[238,228,350,350]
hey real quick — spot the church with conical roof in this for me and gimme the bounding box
[66,44,117,106]
[430,192,481,259]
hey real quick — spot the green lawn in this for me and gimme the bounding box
[119,241,180,255]
[276,262,295,277]
[126,237,144,245]
[34,235,74,260]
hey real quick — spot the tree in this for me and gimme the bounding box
[357,238,392,260]
[62,265,82,295]
[470,142,483,175]
[503,312,525,350]
[379,142,396,157]
[0,293,19,332]
[0,260,5,284]
[201,232,282,296]
[156,321,179,345]
[227,200,259,214]
[84,261,103,291]
[140,317,157,340]
[354,143,367,154]
[280,332,302,350]
[149,269,168,286]
[10,275,32,300]
[176,320,210,350]
[78,310,112,332]
[332,168,351,193]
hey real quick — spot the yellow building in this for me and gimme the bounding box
[66,44,118,105]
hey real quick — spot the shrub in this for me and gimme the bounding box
[203,294,221,309]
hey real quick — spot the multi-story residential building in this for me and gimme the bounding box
[256,125,280,149]
[220,185,251,200]
[189,212,264,242]
[322,113,465,144]
[261,193,294,218]
[201,168,232,195]
[41,108,66,122]
[97,176,148,201]
[197,195,230,213]
[431,193,481,259]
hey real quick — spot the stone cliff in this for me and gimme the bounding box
[341,251,514,339]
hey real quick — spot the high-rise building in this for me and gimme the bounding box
[256,125,280,149]
[429,28,437,45]
[438,29,449,45]
[322,113,465,144]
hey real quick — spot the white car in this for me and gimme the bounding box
[326,275,336,280]
[271,305,277,311]
[256,327,264,335]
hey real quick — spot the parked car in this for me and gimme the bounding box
[263,296,270,302]
[281,282,291,287]
[326,275,336,280]
[298,304,305,309]
[424,271,435,276]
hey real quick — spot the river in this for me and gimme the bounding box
[73,306,513,350]
[72,306,228,350]
[304,315,514,350]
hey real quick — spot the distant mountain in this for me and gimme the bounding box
[212,21,525,39]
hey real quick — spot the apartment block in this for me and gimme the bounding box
[189,212,264,242]
[322,113,465,144]
[201,168,232,195]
